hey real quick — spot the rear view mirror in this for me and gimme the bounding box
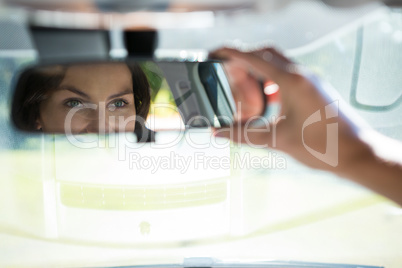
[11,60,269,138]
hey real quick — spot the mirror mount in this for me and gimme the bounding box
[29,26,158,64]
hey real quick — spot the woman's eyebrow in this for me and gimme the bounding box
[107,89,133,100]
[58,85,90,99]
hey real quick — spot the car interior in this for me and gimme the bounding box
[0,1,402,268]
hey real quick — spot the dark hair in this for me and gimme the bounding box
[11,62,151,132]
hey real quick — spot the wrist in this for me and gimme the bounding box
[336,137,376,178]
[336,132,402,206]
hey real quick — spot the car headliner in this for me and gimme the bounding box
[0,0,386,53]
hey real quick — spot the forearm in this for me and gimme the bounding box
[338,133,402,206]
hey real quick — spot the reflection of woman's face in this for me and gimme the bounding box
[37,63,136,133]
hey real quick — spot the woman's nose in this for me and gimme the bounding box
[83,105,110,133]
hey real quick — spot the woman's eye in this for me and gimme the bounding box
[114,100,125,107]
[109,99,128,109]
[66,100,83,108]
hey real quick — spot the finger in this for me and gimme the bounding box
[211,47,300,116]
[210,47,298,85]
[253,47,293,64]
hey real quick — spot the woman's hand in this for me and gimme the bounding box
[211,47,369,172]
[210,47,402,206]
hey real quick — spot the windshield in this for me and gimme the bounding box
[0,1,401,268]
